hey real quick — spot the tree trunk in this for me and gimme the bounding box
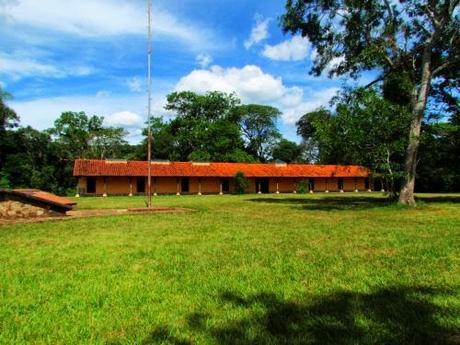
[399,45,433,205]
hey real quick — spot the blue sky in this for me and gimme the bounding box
[0,0,369,143]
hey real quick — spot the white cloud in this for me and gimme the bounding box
[9,92,171,143]
[0,0,218,50]
[262,36,311,61]
[244,15,270,49]
[196,53,213,68]
[105,111,143,128]
[280,87,339,124]
[175,64,338,125]
[127,77,143,93]
[0,52,94,80]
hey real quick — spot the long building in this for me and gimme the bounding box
[73,159,371,196]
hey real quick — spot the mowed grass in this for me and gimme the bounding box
[0,193,459,344]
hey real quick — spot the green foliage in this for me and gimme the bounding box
[139,92,283,163]
[152,91,249,162]
[296,179,309,194]
[281,0,460,201]
[48,111,128,160]
[298,88,411,194]
[234,171,249,194]
[0,88,19,132]
[0,172,11,189]
[417,118,460,192]
[272,139,303,163]
[234,104,282,161]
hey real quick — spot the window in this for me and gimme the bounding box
[87,177,96,194]
[137,177,145,193]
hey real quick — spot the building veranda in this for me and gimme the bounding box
[73,159,373,196]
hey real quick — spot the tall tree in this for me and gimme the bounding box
[0,89,19,132]
[0,89,19,184]
[272,139,304,163]
[162,91,253,162]
[298,88,411,195]
[48,111,127,160]
[296,108,335,163]
[417,113,460,192]
[282,0,460,205]
[234,104,282,161]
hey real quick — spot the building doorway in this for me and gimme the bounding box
[181,177,189,193]
[137,177,145,193]
[256,178,269,193]
[222,179,230,193]
[338,178,344,191]
[87,177,96,194]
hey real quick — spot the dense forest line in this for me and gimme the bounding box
[0,88,458,195]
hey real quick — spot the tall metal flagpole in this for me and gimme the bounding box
[147,0,152,208]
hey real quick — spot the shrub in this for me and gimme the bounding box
[297,180,309,194]
[234,171,249,194]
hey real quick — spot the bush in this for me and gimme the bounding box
[234,171,249,194]
[297,180,309,194]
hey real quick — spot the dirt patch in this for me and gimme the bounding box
[0,207,194,226]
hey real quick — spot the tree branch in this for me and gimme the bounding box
[432,57,460,77]
[383,0,395,21]
[363,76,384,89]
[424,4,441,29]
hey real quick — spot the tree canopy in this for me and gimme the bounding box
[281,0,460,204]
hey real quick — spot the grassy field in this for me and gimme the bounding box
[0,193,459,344]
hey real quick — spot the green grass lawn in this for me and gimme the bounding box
[0,193,459,344]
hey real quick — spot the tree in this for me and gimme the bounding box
[0,89,19,176]
[417,114,460,192]
[161,91,253,162]
[298,88,411,196]
[0,88,19,131]
[234,171,249,194]
[272,139,303,163]
[1,126,70,194]
[48,111,127,159]
[296,108,335,163]
[281,0,460,205]
[234,104,282,161]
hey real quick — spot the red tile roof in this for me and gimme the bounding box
[73,159,369,178]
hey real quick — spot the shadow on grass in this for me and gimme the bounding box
[415,196,460,204]
[247,196,391,211]
[247,195,460,211]
[143,286,459,345]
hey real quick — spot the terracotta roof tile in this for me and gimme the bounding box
[73,159,369,178]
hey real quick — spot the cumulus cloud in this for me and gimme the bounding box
[262,36,311,61]
[0,0,218,50]
[244,15,270,49]
[0,52,94,80]
[175,64,338,125]
[196,53,213,68]
[105,111,143,128]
